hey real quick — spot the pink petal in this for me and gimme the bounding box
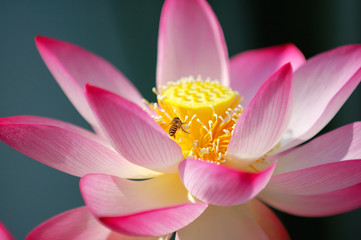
[259,183,361,217]
[35,36,143,128]
[86,86,183,172]
[178,158,276,206]
[230,44,305,106]
[80,173,207,237]
[26,206,168,240]
[260,123,361,217]
[85,85,183,173]
[281,45,361,150]
[157,0,229,86]
[274,122,361,174]
[0,222,14,240]
[266,159,361,195]
[227,64,293,167]
[176,200,289,240]
[245,199,290,240]
[26,207,114,240]
[0,116,157,178]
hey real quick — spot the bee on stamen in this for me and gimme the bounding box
[169,117,189,138]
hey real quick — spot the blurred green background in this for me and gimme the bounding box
[0,0,360,239]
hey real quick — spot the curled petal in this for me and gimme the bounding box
[35,36,143,128]
[178,158,276,206]
[267,159,361,195]
[176,200,289,240]
[80,173,207,236]
[259,183,361,217]
[157,0,229,87]
[275,122,361,174]
[26,207,169,240]
[262,122,361,216]
[282,45,361,150]
[227,64,293,167]
[0,116,157,178]
[230,44,305,106]
[85,85,183,173]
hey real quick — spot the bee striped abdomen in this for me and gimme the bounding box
[169,117,183,138]
[169,124,178,137]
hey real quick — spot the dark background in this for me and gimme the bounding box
[0,0,360,239]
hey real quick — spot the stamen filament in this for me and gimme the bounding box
[147,76,245,165]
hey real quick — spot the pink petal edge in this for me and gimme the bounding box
[261,122,361,217]
[26,206,168,240]
[281,45,361,150]
[0,116,157,178]
[35,36,144,128]
[246,199,290,240]
[230,43,305,106]
[266,159,361,195]
[227,64,293,167]
[274,122,361,174]
[157,0,229,87]
[259,182,361,217]
[80,173,208,237]
[0,222,14,240]
[178,158,276,206]
[100,203,207,237]
[176,200,289,240]
[85,84,183,173]
[26,207,115,240]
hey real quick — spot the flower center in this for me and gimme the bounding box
[161,77,239,125]
[147,76,243,164]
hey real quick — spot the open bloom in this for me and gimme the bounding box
[1,0,361,239]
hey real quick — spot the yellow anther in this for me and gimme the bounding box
[150,76,243,165]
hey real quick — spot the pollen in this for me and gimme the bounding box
[147,76,243,165]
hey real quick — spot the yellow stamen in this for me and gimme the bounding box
[149,76,242,164]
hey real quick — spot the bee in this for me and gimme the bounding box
[169,117,189,138]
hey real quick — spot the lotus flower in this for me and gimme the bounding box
[0,221,14,240]
[1,0,361,239]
